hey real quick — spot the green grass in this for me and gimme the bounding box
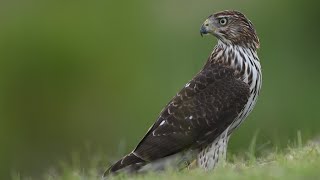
[12,141,320,180]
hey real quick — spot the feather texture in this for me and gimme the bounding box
[104,10,262,176]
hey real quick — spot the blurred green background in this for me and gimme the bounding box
[0,0,319,178]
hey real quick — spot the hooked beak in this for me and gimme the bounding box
[200,25,207,37]
[200,18,215,37]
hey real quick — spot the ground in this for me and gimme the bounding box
[12,139,320,180]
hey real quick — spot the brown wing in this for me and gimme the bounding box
[133,63,250,161]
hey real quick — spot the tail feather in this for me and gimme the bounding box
[104,152,146,177]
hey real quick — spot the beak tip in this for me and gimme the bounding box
[200,25,207,37]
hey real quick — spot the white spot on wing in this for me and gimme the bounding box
[189,116,193,119]
[160,120,165,126]
[185,82,190,87]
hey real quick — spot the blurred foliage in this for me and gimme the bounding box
[0,0,319,178]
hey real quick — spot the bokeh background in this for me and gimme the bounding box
[0,0,319,178]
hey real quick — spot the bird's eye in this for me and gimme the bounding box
[219,18,228,26]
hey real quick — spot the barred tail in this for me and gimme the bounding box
[103,152,146,177]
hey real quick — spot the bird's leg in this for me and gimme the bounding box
[215,128,230,167]
[195,127,231,171]
[219,138,229,167]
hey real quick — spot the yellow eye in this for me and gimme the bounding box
[219,18,228,26]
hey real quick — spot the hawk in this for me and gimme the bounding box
[104,10,262,176]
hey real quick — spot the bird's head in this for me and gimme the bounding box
[200,10,260,49]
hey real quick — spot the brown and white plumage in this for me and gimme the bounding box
[104,10,262,176]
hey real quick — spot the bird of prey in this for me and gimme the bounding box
[104,10,262,176]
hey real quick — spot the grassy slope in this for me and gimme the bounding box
[13,142,320,180]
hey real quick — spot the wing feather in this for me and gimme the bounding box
[133,63,250,161]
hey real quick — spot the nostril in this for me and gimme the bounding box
[205,24,209,27]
